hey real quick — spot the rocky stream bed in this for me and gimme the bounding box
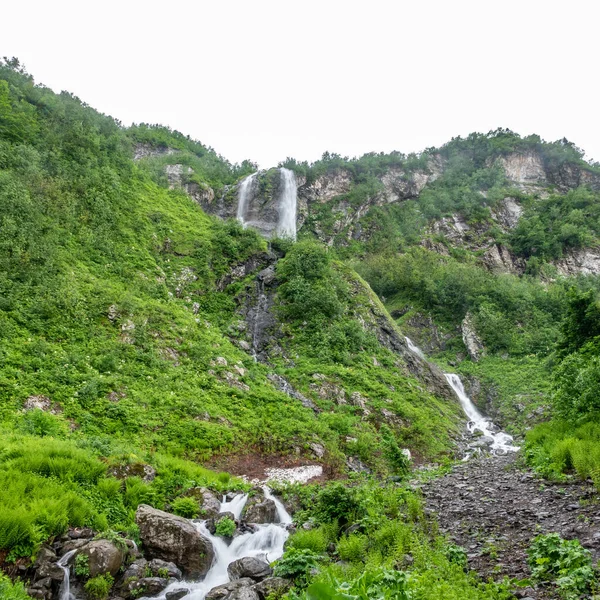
[419,454,600,599]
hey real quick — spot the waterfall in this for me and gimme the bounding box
[57,549,77,600]
[237,173,257,226]
[404,337,519,457]
[156,489,290,600]
[262,486,293,524]
[276,168,297,239]
[444,374,519,455]
[220,493,249,520]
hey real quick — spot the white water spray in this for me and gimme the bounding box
[276,168,297,239]
[156,489,290,600]
[58,549,77,600]
[404,337,518,457]
[220,493,249,520]
[237,173,257,225]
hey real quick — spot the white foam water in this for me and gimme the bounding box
[404,337,519,457]
[155,489,290,600]
[276,168,297,239]
[237,173,257,226]
[57,549,77,600]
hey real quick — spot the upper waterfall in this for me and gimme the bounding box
[237,172,257,226]
[235,168,297,239]
[276,168,297,239]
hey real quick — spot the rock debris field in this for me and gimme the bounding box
[419,454,600,599]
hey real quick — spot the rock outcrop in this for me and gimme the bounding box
[242,493,278,524]
[135,504,215,578]
[461,313,485,362]
[554,248,600,276]
[227,557,273,581]
[78,539,124,577]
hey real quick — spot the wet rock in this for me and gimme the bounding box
[78,539,124,577]
[227,557,273,581]
[252,577,292,599]
[166,590,190,600]
[243,495,278,524]
[136,504,215,578]
[205,577,260,600]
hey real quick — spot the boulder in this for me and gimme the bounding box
[252,577,292,600]
[227,557,272,581]
[79,539,124,577]
[136,504,215,578]
[205,578,259,600]
[243,497,277,524]
[166,590,190,600]
[122,576,170,598]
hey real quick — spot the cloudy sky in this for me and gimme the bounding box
[3,0,599,167]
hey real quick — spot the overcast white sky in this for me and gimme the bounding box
[3,0,599,167]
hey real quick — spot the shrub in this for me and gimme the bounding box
[75,553,90,578]
[84,574,114,600]
[287,527,330,554]
[215,517,236,537]
[315,483,359,526]
[0,574,29,600]
[336,533,368,562]
[273,548,323,586]
[527,533,595,597]
[171,497,199,519]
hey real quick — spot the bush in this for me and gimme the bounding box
[315,482,359,526]
[273,548,323,586]
[215,517,236,537]
[336,533,368,562]
[527,533,595,597]
[84,574,114,600]
[286,527,330,554]
[0,574,29,600]
[170,497,199,519]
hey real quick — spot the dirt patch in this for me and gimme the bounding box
[419,454,600,599]
[204,451,334,484]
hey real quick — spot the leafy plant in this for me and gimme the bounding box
[273,548,323,586]
[215,516,236,537]
[527,533,595,598]
[75,552,91,578]
[84,574,114,600]
[171,497,200,519]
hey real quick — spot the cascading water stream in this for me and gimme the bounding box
[156,489,290,600]
[220,493,249,520]
[58,549,77,600]
[237,172,257,226]
[404,337,518,457]
[276,168,297,239]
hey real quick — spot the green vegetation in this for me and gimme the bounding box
[171,497,200,519]
[275,479,512,600]
[0,573,29,600]
[215,516,236,537]
[84,574,114,600]
[527,533,596,598]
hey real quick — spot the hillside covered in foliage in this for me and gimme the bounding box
[1,58,600,600]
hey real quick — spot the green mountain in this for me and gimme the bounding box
[1,58,599,600]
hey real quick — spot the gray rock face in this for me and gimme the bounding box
[79,539,124,577]
[461,313,485,362]
[496,151,547,187]
[135,504,215,578]
[205,578,260,600]
[267,373,319,412]
[227,557,273,581]
[491,197,522,230]
[481,244,525,275]
[554,248,600,276]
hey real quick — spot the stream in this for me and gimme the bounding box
[405,337,518,457]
